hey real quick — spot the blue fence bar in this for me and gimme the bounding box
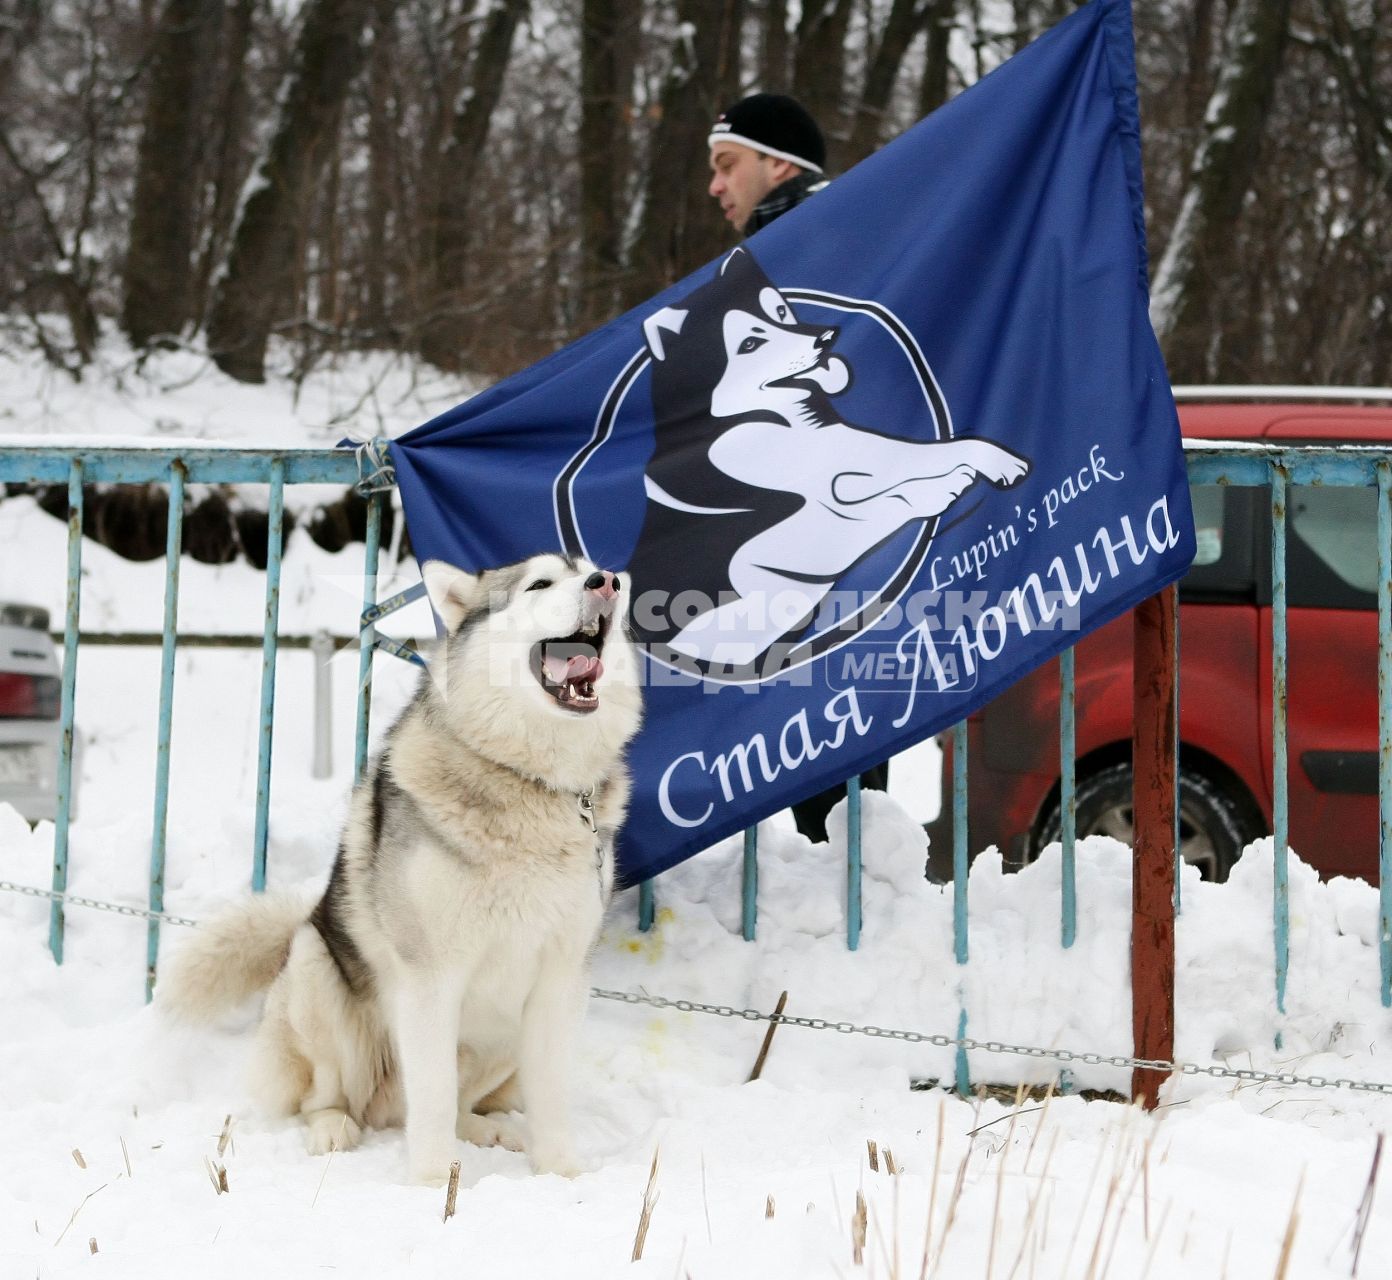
[1379,461,1392,1007]
[847,776,862,951]
[1060,647,1077,948]
[252,461,286,892]
[354,492,385,786]
[1270,464,1289,1031]
[146,462,187,1002]
[49,459,84,964]
[742,826,758,941]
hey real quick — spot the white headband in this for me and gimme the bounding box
[707,130,824,175]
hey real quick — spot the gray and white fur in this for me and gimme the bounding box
[159,554,643,1183]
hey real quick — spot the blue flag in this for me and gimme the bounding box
[391,0,1194,885]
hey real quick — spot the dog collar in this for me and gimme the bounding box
[577,787,597,833]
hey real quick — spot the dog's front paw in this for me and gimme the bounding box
[406,1130,461,1186]
[408,1155,458,1187]
[528,1139,584,1179]
[304,1111,362,1156]
[458,1111,525,1153]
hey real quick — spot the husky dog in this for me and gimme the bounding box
[626,248,1030,669]
[159,555,642,1184]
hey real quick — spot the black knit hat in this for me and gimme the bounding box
[708,93,825,174]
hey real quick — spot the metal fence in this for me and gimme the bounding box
[3,431,1390,1098]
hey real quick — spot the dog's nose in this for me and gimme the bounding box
[585,570,619,599]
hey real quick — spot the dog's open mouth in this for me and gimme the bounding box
[767,355,850,396]
[530,615,610,713]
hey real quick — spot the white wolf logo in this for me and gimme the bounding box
[622,248,1031,673]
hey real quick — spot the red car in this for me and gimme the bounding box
[924,391,1391,884]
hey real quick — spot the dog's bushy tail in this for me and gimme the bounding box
[156,892,311,1021]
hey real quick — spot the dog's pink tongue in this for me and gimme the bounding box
[543,653,604,684]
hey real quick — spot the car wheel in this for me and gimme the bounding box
[1033,762,1263,883]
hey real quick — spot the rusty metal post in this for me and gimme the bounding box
[1131,585,1177,1107]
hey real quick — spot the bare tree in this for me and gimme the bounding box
[122,0,217,348]
[623,0,744,310]
[1149,0,1295,382]
[206,0,383,382]
[417,0,530,370]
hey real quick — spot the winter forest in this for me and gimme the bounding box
[1,0,1390,399]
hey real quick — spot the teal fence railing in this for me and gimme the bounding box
[2,432,1390,1092]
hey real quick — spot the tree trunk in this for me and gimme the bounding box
[417,0,530,371]
[843,0,925,167]
[579,0,624,329]
[623,0,745,310]
[361,0,398,334]
[792,0,854,141]
[761,0,790,88]
[917,0,958,117]
[121,0,217,348]
[192,0,257,328]
[1149,0,1294,382]
[205,0,382,382]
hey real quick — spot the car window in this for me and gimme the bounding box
[1287,486,1377,608]
[1191,486,1224,566]
[1181,485,1257,601]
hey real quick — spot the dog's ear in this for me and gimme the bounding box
[643,306,688,362]
[421,561,484,634]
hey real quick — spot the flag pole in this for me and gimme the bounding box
[1131,585,1177,1107]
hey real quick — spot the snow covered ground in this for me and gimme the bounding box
[2,338,1391,1277]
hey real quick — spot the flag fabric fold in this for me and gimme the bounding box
[391,0,1194,885]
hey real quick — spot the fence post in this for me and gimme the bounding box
[312,630,334,780]
[1131,586,1177,1107]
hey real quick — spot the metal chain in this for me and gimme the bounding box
[6,878,1391,1098]
[0,879,199,928]
[588,987,1392,1098]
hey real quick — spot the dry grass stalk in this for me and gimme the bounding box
[765,1195,775,1220]
[851,1189,868,1266]
[120,1137,131,1178]
[747,990,789,1083]
[886,1149,899,1176]
[71,1148,86,1169]
[1022,1080,1056,1174]
[868,1139,880,1173]
[1350,1132,1383,1276]
[1082,1143,1131,1280]
[1097,1133,1151,1280]
[1272,1172,1304,1280]
[88,1237,97,1255]
[310,1114,349,1209]
[443,1160,461,1223]
[632,1147,661,1263]
[987,1087,1028,1280]
[1059,1118,1117,1278]
[217,1115,234,1159]
[203,1157,228,1195]
[701,1151,713,1244]
[918,1096,947,1280]
[1137,1200,1172,1280]
[927,1128,975,1277]
[52,1182,108,1246]
[1005,1130,1060,1280]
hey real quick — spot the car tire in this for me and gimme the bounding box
[1033,762,1264,883]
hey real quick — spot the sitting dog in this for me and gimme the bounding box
[159,555,642,1183]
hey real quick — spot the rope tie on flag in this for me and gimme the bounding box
[6,876,1392,1099]
[353,437,397,495]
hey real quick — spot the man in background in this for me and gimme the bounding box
[705,92,889,843]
